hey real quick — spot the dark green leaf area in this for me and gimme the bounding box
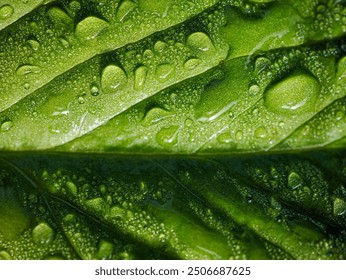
[1,150,345,260]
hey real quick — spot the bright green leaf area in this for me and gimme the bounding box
[0,0,346,260]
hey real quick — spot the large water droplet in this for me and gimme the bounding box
[1,120,13,131]
[264,70,320,115]
[32,223,55,245]
[187,32,215,55]
[217,133,233,144]
[143,107,173,125]
[97,240,114,260]
[288,172,303,190]
[47,7,73,32]
[156,126,179,147]
[0,5,14,20]
[75,16,109,42]
[134,66,148,91]
[154,40,168,54]
[16,65,41,75]
[101,65,127,94]
[155,63,175,83]
[116,0,137,22]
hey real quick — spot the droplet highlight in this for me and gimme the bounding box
[75,16,109,42]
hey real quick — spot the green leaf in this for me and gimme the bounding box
[0,0,345,260]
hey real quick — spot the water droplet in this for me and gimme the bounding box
[156,126,179,147]
[264,70,320,115]
[78,95,86,104]
[333,198,346,216]
[278,121,285,128]
[0,5,14,20]
[66,181,78,197]
[32,223,55,245]
[90,85,100,96]
[248,84,260,95]
[235,130,243,141]
[217,133,233,144]
[97,240,113,260]
[336,110,344,121]
[75,16,109,42]
[139,0,172,17]
[24,83,30,90]
[288,172,303,190]
[184,58,201,70]
[254,57,270,74]
[47,7,73,32]
[1,120,13,132]
[143,107,172,125]
[16,65,41,75]
[59,37,70,48]
[116,0,137,22]
[155,63,175,82]
[101,65,127,94]
[134,66,148,91]
[254,126,268,139]
[154,40,168,53]
[187,32,215,55]
[27,39,40,51]
[85,198,109,213]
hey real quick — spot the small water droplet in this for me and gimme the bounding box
[278,121,285,128]
[155,63,175,82]
[336,110,344,121]
[184,58,201,70]
[1,120,13,132]
[32,223,55,245]
[187,32,215,55]
[254,126,268,139]
[264,70,320,115]
[78,95,86,104]
[24,83,30,90]
[248,84,260,95]
[75,16,109,42]
[90,85,100,96]
[0,5,14,20]
[156,126,179,147]
[116,0,137,22]
[288,172,303,190]
[333,198,346,216]
[85,198,109,213]
[134,66,148,91]
[101,65,127,94]
[16,65,41,75]
[59,37,70,48]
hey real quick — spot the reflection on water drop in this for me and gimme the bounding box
[0,5,14,20]
[155,63,175,82]
[101,65,127,94]
[217,133,233,144]
[264,70,320,115]
[90,85,100,96]
[235,130,243,141]
[75,16,109,41]
[156,126,179,147]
